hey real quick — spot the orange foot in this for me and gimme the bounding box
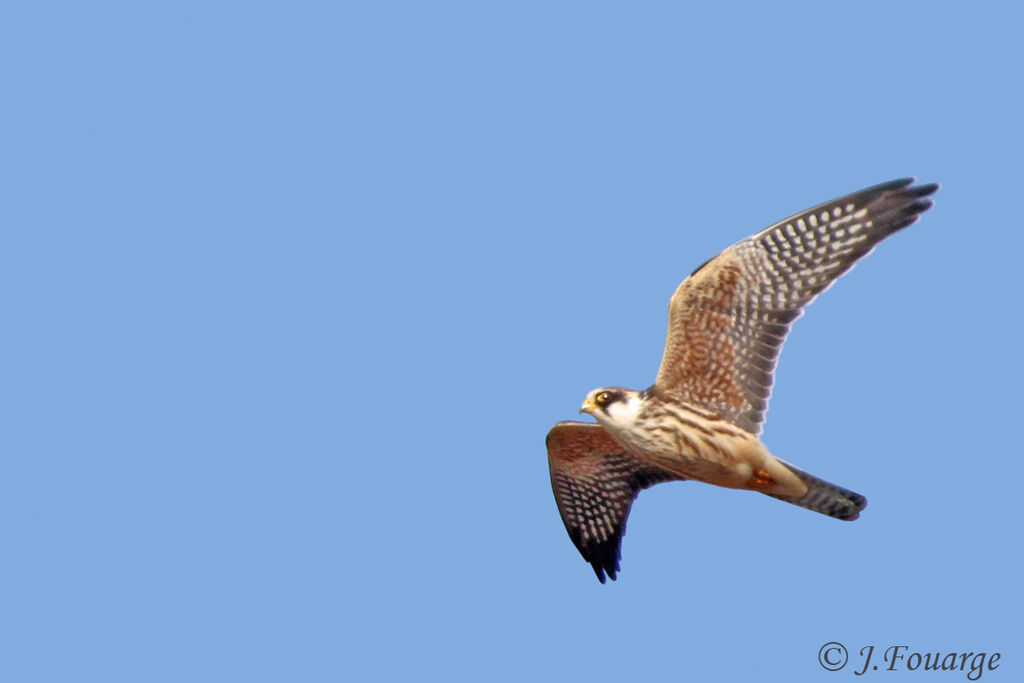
[747,469,776,491]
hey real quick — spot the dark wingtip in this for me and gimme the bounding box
[894,198,937,225]
[881,177,916,189]
[870,183,939,236]
[575,531,621,584]
[590,553,620,583]
[870,178,940,199]
[904,182,940,198]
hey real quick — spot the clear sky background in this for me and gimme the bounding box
[3,2,1021,681]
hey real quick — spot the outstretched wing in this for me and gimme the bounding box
[546,421,683,583]
[653,178,938,435]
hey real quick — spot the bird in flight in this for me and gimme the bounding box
[547,178,938,583]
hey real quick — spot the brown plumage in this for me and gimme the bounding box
[548,178,938,582]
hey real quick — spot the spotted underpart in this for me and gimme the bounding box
[654,178,938,435]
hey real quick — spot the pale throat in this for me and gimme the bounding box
[593,392,644,437]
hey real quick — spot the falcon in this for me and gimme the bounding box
[547,178,939,583]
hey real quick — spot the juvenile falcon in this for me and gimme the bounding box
[547,178,938,583]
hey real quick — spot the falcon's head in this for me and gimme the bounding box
[580,387,642,429]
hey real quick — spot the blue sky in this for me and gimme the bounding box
[4,2,1021,681]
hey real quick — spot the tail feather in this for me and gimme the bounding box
[767,462,867,521]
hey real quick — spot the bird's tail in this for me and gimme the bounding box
[766,462,867,521]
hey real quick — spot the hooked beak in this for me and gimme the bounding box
[579,399,596,415]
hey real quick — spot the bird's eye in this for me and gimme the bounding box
[596,391,613,406]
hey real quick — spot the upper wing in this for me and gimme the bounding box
[546,421,683,583]
[653,178,938,435]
